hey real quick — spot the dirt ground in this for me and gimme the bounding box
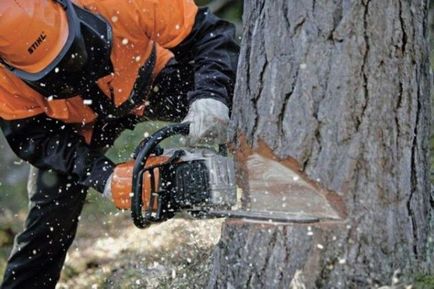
[2,197,433,289]
[0,187,224,289]
[56,211,223,289]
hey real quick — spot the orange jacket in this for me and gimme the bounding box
[0,0,198,133]
[0,0,238,193]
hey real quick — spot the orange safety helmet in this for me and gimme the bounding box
[0,0,157,120]
[0,0,114,100]
[0,0,69,74]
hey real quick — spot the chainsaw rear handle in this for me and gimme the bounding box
[132,122,190,228]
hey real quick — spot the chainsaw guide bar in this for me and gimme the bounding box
[194,210,321,224]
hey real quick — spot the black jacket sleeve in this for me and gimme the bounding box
[171,7,239,108]
[0,116,114,193]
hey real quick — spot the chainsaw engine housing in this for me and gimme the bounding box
[139,148,236,223]
[131,123,237,228]
[161,148,236,210]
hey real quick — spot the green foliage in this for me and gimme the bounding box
[195,0,242,22]
[216,1,243,21]
[414,274,434,289]
[0,182,27,213]
[105,121,182,163]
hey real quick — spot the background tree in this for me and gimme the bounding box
[208,1,433,288]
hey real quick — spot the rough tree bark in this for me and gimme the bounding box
[208,0,432,288]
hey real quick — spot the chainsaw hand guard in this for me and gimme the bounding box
[132,123,190,228]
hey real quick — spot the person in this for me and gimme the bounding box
[0,0,239,288]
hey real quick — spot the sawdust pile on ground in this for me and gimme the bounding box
[56,213,224,289]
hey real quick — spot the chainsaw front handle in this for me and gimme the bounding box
[132,123,190,229]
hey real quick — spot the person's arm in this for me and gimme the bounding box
[138,0,239,144]
[137,0,239,107]
[170,7,239,108]
[0,115,114,193]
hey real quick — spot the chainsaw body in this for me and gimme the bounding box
[132,123,236,228]
[160,148,236,208]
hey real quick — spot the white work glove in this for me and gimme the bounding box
[182,98,230,145]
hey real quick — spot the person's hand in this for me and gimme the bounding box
[182,98,230,145]
[103,161,135,209]
[103,158,165,210]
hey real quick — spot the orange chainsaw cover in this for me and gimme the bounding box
[111,156,170,210]
[0,0,198,142]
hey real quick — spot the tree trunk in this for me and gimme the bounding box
[209,0,432,288]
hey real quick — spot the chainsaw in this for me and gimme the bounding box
[131,123,321,229]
